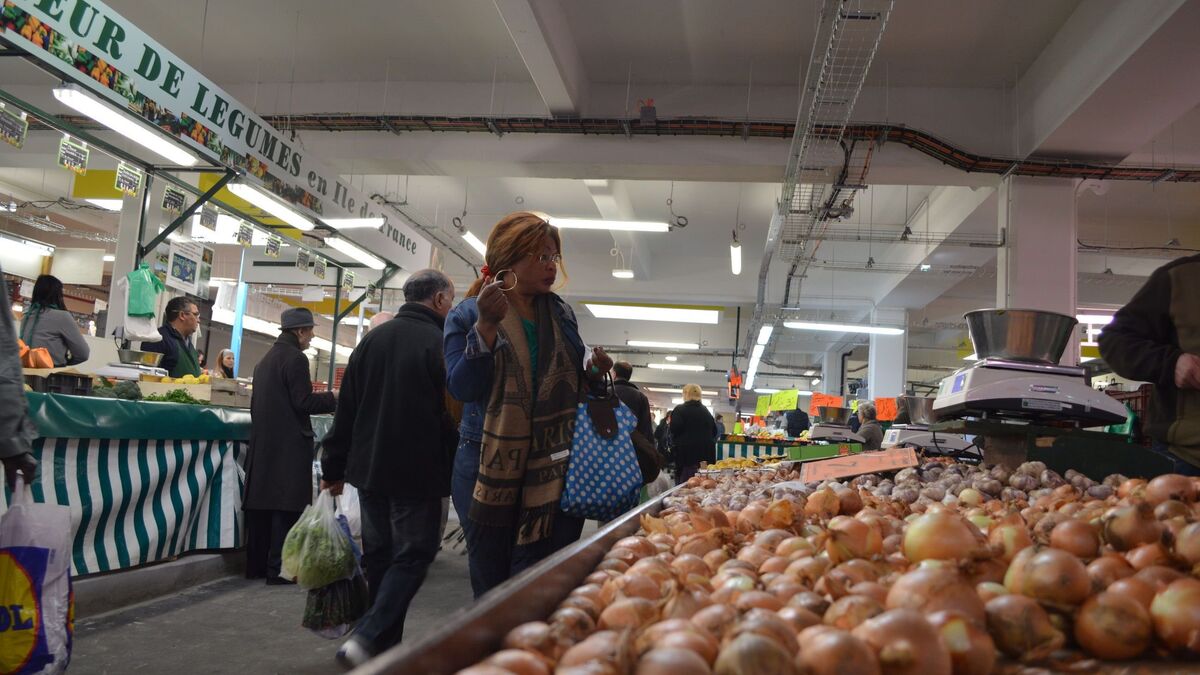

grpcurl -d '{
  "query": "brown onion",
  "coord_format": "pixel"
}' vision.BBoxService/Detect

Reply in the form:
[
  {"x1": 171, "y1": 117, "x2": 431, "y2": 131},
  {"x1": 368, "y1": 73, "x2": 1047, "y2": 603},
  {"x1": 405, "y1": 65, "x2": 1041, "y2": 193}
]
[
  {"x1": 1086, "y1": 554, "x2": 1135, "y2": 591},
  {"x1": 805, "y1": 488, "x2": 841, "y2": 520},
  {"x1": 458, "y1": 665, "x2": 518, "y2": 675},
  {"x1": 777, "y1": 606, "x2": 822, "y2": 633},
  {"x1": 703, "y1": 549, "x2": 730, "y2": 571},
  {"x1": 976, "y1": 581, "x2": 1007, "y2": 604},
  {"x1": 987, "y1": 522, "x2": 1033, "y2": 563},
  {"x1": 903, "y1": 511, "x2": 987, "y2": 562},
  {"x1": 765, "y1": 577, "x2": 806, "y2": 603},
  {"x1": 795, "y1": 629, "x2": 881, "y2": 675},
  {"x1": 776, "y1": 536, "x2": 815, "y2": 558},
  {"x1": 692, "y1": 604, "x2": 738, "y2": 640},
  {"x1": 732, "y1": 611, "x2": 800, "y2": 655},
  {"x1": 1108, "y1": 576, "x2": 1156, "y2": 610},
  {"x1": 847, "y1": 581, "x2": 889, "y2": 607},
  {"x1": 596, "y1": 558, "x2": 631, "y2": 574},
  {"x1": 560, "y1": 594, "x2": 602, "y2": 621},
  {"x1": 713, "y1": 633, "x2": 797, "y2": 675},
  {"x1": 852, "y1": 609, "x2": 951, "y2": 675},
  {"x1": 559, "y1": 630, "x2": 632, "y2": 671},
  {"x1": 1175, "y1": 521, "x2": 1200, "y2": 567},
  {"x1": 984, "y1": 594, "x2": 1065, "y2": 661},
  {"x1": 503, "y1": 621, "x2": 566, "y2": 661},
  {"x1": 615, "y1": 535, "x2": 659, "y2": 560},
  {"x1": 639, "y1": 618, "x2": 699, "y2": 646},
  {"x1": 663, "y1": 584, "x2": 712, "y2": 620},
  {"x1": 1154, "y1": 499, "x2": 1190, "y2": 521},
  {"x1": 1074, "y1": 591, "x2": 1152, "y2": 660},
  {"x1": 927, "y1": 610, "x2": 997, "y2": 675},
  {"x1": 785, "y1": 556, "x2": 829, "y2": 586},
  {"x1": 1126, "y1": 542, "x2": 1172, "y2": 571},
  {"x1": 826, "y1": 516, "x2": 883, "y2": 563},
  {"x1": 1004, "y1": 547, "x2": 1090, "y2": 609},
  {"x1": 886, "y1": 567, "x2": 985, "y2": 625},
  {"x1": 736, "y1": 545, "x2": 773, "y2": 569},
  {"x1": 635, "y1": 647, "x2": 710, "y2": 675},
  {"x1": 1149, "y1": 578, "x2": 1200, "y2": 654},
  {"x1": 1048, "y1": 519, "x2": 1100, "y2": 559},
  {"x1": 486, "y1": 650, "x2": 552, "y2": 675},
  {"x1": 598, "y1": 597, "x2": 659, "y2": 631},
  {"x1": 735, "y1": 590, "x2": 783, "y2": 613},
  {"x1": 824, "y1": 594, "x2": 884, "y2": 631},
  {"x1": 551, "y1": 607, "x2": 597, "y2": 644},
  {"x1": 1146, "y1": 474, "x2": 1197, "y2": 506},
  {"x1": 788, "y1": 590, "x2": 830, "y2": 616},
  {"x1": 1102, "y1": 502, "x2": 1162, "y2": 551},
  {"x1": 755, "y1": 528, "x2": 792, "y2": 551},
  {"x1": 671, "y1": 553, "x2": 713, "y2": 579},
  {"x1": 657, "y1": 630, "x2": 719, "y2": 665}
]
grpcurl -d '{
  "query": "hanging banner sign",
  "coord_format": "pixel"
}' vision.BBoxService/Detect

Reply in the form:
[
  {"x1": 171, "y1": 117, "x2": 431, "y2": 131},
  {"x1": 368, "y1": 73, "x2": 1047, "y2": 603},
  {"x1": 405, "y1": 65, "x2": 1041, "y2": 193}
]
[
  {"x1": 366, "y1": 283, "x2": 379, "y2": 305},
  {"x1": 754, "y1": 395, "x2": 771, "y2": 418},
  {"x1": 342, "y1": 270, "x2": 354, "y2": 295},
  {"x1": 198, "y1": 206, "x2": 217, "y2": 230},
  {"x1": 313, "y1": 256, "x2": 326, "y2": 280},
  {"x1": 235, "y1": 221, "x2": 253, "y2": 248},
  {"x1": 0, "y1": 106, "x2": 28, "y2": 148},
  {"x1": 161, "y1": 185, "x2": 186, "y2": 214},
  {"x1": 166, "y1": 240, "x2": 202, "y2": 294},
  {"x1": 3, "y1": 0, "x2": 432, "y2": 271},
  {"x1": 56, "y1": 136, "x2": 88, "y2": 174},
  {"x1": 295, "y1": 248, "x2": 310, "y2": 272},
  {"x1": 770, "y1": 389, "x2": 800, "y2": 413},
  {"x1": 114, "y1": 161, "x2": 143, "y2": 196},
  {"x1": 265, "y1": 235, "x2": 281, "y2": 259}
]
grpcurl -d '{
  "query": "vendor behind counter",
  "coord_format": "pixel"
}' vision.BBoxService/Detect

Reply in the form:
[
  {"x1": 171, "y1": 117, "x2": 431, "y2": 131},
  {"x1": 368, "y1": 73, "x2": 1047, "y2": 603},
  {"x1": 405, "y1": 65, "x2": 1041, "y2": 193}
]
[{"x1": 141, "y1": 296, "x2": 202, "y2": 379}]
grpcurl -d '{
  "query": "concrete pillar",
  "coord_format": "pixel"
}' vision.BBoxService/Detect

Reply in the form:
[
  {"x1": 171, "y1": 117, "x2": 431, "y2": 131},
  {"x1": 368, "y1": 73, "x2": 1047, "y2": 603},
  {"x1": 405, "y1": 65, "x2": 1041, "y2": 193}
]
[
  {"x1": 822, "y1": 351, "x2": 844, "y2": 398},
  {"x1": 868, "y1": 308, "x2": 908, "y2": 399},
  {"x1": 996, "y1": 176, "x2": 1080, "y2": 364}
]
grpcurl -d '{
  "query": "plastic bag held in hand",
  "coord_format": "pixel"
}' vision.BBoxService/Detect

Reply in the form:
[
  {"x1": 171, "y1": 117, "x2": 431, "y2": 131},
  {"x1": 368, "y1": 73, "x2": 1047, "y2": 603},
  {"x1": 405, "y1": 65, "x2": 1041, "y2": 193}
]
[
  {"x1": 280, "y1": 490, "x2": 356, "y2": 590},
  {"x1": 0, "y1": 477, "x2": 73, "y2": 675}
]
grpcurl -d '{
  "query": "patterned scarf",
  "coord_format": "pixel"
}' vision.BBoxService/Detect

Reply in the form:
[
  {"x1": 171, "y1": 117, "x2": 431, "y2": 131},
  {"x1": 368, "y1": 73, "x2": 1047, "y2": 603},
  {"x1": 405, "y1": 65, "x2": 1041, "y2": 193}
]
[{"x1": 469, "y1": 294, "x2": 582, "y2": 545}]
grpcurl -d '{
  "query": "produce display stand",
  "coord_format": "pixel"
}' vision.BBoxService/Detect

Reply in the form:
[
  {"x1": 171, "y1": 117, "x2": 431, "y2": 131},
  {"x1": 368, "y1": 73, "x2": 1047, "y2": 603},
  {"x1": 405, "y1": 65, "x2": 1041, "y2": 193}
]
[
  {"x1": 354, "y1": 488, "x2": 681, "y2": 675},
  {"x1": 4, "y1": 392, "x2": 251, "y2": 576},
  {"x1": 930, "y1": 419, "x2": 1172, "y2": 480}
]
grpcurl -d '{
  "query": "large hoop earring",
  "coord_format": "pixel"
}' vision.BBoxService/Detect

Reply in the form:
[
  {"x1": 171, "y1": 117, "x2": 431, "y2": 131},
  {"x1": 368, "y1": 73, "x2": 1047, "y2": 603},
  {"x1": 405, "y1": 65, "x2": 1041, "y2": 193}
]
[{"x1": 495, "y1": 269, "x2": 518, "y2": 292}]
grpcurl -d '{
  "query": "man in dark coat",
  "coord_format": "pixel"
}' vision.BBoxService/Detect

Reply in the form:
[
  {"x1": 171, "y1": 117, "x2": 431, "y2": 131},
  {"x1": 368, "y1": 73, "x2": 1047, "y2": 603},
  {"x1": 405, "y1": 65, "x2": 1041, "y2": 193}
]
[
  {"x1": 613, "y1": 362, "x2": 653, "y2": 440},
  {"x1": 320, "y1": 270, "x2": 457, "y2": 667},
  {"x1": 243, "y1": 307, "x2": 337, "y2": 584}
]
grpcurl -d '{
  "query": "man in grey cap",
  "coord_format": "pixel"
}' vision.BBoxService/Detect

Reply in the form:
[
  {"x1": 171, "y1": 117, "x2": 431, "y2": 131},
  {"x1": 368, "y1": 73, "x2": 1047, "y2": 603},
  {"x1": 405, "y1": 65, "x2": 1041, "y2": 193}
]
[{"x1": 243, "y1": 307, "x2": 338, "y2": 584}]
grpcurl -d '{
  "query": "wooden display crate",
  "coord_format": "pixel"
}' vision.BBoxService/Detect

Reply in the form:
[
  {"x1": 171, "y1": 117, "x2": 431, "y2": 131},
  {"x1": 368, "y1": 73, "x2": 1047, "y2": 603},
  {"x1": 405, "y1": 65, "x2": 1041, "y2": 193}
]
[{"x1": 136, "y1": 382, "x2": 211, "y2": 402}]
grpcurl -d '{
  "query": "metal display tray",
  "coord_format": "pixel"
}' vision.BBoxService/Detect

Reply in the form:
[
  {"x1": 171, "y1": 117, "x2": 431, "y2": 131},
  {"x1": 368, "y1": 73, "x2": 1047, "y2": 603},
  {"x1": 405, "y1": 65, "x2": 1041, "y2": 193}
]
[{"x1": 352, "y1": 489, "x2": 679, "y2": 675}]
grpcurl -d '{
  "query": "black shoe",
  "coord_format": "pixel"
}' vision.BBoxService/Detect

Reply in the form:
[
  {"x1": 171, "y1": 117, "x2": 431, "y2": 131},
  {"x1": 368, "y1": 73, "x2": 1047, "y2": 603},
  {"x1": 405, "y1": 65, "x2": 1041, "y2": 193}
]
[{"x1": 266, "y1": 576, "x2": 296, "y2": 586}]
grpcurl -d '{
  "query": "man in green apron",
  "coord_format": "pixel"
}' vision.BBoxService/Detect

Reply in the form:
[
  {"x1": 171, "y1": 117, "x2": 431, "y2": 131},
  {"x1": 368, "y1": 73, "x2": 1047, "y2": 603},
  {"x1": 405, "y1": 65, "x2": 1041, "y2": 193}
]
[{"x1": 142, "y1": 296, "x2": 202, "y2": 379}]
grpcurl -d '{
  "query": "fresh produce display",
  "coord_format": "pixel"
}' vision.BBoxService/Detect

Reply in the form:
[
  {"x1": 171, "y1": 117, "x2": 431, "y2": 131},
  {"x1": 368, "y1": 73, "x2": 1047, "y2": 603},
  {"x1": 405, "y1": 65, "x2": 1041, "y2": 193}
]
[
  {"x1": 454, "y1": 461, "x2": 1200, "y2": 674},
  {"x1": 143, "y1": 388, "x2": 204, "y2": 405},
  {"x1": 709, "y1": 458, "x2": 761, "y2": 470},
  {"x1": 159, "y1": 373, "x2": 210, "y2": 384},
  {"x1": 92, "y1": 378, "x2": 142, "y2": 400}
]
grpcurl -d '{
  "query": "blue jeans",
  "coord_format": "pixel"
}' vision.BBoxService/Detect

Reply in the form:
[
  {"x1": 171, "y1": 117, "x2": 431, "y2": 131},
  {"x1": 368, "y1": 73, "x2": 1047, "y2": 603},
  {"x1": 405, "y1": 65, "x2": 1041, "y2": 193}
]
[
  {"x1": 351, "y1": 491, "x2": 442, "y2": 653},
  {"x1": 451, "y1": 439, "x2": 585, "y2": 599},
  {"x1": 1150, "y1": 441, "x2": 1200, "y2": 477}
]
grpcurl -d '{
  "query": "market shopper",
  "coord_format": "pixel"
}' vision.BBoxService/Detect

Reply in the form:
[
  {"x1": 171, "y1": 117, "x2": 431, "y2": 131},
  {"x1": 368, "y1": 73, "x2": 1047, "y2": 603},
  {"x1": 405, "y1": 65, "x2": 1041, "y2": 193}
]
[
  {"x1": 320, "y1": 270, "x2": 457, "y2": 666},
  {"x1": 613, "y1": 361, "x2": 653, "y2": 440},
  {"x1": 445, "y1": 211, "x2": 613, "y2": 599},
  {"x1": 669, "y1": 384, "x2": 718, "y2": 484},
  {"x1": 785, "y1": 407, "x2": 811, "y2": 437},
  {"x1": 654, "y1": 412, "x2": 674, "y2": 466},
  {"x1": 19, "y1": 274, "x2": 89, "y2": 367},
  {"x1": 1100, "y1": 254, "x2": 1200, "y2": 476},
  {"x1": 1, "y1": 265, "x2": 38, "y2": 490},
  {"x1": 243, "y1": 307, "x2": 338, "y2": 584},
  {"x1": 858, "y1": 402, "x2": 883, "y2": 450},
  {"x1": 211, "y1": 348, "x2": 235, "y2": 379},
  {"x1": 714, "y1": 414, "x2": 727, "y2": 439},
  {"x1": 367, "y1": 311, "x2": 394, "y2": 331},
  {"x1": 142, "y1": 296, "x2": 202, "y2": 378}
]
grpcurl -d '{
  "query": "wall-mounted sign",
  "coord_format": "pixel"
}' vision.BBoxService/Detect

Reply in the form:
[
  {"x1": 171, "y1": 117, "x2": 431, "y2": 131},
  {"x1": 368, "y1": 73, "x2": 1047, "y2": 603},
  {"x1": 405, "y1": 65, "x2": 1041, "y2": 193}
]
[
  {"x1": 265, "y1": 235, "x2": 281, "y2": 258},
  {"x1": 7, "y1": 0, "x2": 432, "y2": 272},
  {"x1": 0, "y1": 106, "x2": 28, "y2": 149},
  {"x1": 114, "y1": 161, "x2": 144, "y2": 196},
  {"x1": 161, "y1": 185, "x2": 186, "y2": 214},
  {"x1": 166, "y1": 240, "x2": 203, "y2": 294},
  {"x1": 57, "y1": 136, "x2": 88, "y2": 175},
  {"x1": 296, "y1": 248, "x2": 310, "y2": 271},
  {"x1": 236, "y1": 222, "x2": 253, "y2": 248},
  {"x1": 313, "y1": 257, "x2": 326, "y2": 280}
]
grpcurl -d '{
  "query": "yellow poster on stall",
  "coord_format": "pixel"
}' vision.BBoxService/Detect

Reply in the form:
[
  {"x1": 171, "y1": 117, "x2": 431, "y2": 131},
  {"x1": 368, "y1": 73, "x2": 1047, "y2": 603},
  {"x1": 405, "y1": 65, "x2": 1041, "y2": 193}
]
[
  {"x1": 771, "y1": 389, "x2": 800, "y2": 412},
  {"x1": 755, "y1": 395, "x2": 771, "y2": 417}
]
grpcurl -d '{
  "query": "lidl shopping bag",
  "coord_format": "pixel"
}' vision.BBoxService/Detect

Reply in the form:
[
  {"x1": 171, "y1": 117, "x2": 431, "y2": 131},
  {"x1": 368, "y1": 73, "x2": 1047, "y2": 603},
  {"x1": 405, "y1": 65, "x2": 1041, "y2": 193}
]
[{"x1": 0, "y1": 480, "x2": 73, "y2": 675}]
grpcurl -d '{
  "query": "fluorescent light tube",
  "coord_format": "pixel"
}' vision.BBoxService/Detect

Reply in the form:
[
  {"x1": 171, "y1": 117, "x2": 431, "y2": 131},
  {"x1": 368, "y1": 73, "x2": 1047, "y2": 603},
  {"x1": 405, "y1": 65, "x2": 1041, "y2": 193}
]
[
  {"x1": 730, "y1": 241, "x2": 742, "y2": 275},
  {"x1": 326, "y1": 236, "x2": 386, "y2": 269},
  {"x1": 324, "y1": 217, "x2": 385, "y2": 230},
  {"x1": 755, "y1": 388, "x2": 780, "y2": 394},
  {"x1": 751, "y1": 344, "x2": 765, "y2": 362},
  {"x1": 461, "y1": 231, "x2": 487, "y2": 256},
  {"x1": 53, "y1": 85, "x2": 197, "y2": 166},
  {"x1": 0, "y1": 234, "x2": 52, "y2": 257},
  {"x1": 757, "y1": 325, "x2": 774, "y2": 346},
  {"x1": 549, "y1": 218, "x2": 669, "y2": 232},
  {"x1": 804, "y1": 370, "x2": 816, "y2": 377},
  {"x1": 796, "y1": 390, "x2": 814, "y2": 396},
  {"x1": 919, "y1": 264, "x2": 931, "y2": 272},
  {"x1": 612, "y1": 268, "x2": 635, "y2": 279},
  {"x1": 664, "y1": 356, "x2": 678, "y2": 362},
  {"x1": 86, "y1": 198, "x2": 123, "y2": 211},
  {"x1": 646, "y1": 387, "x2": 719, "y2": 396},
  {"x1": 648, "y1": 363, "x2": 705, "y2": 372},
  {"x1": 1076, "y1": 314, "x2": 1113, "y2": 325},
  {"x1": 784, "y1": 320, "x2": 905, "y2": 336},
  {"x1": 586, "y1": 303, "x2": 720, "y2": 324},
  {"x1": 102, "y1": 254, "x2": 115, "y2": 262},
  {"x1": 810, "y1": 379, "x2": 820, "y2": 387},
  {"x1": 626, "y1": 340, "x2": 700, "y2": 350},
  {"x1": 228, "y1": 181, "x2": 315, "y2": 231}
]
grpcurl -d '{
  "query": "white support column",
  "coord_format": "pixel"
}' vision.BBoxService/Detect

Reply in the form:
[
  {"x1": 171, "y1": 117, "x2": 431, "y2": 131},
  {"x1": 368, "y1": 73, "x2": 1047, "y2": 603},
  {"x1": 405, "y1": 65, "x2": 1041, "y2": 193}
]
[
  {"x1": 102, "y1": 191, "x2": 148, "y2": 337},
  {"x1": 996, "y1": 176, "x2": 1080, "y2": 363},
  {"x1": 868, "y1": 308, "x2": 908, "y2": 399},
  {"x1": 822, "y1": 351, "x2": 844, "y2": 398}
]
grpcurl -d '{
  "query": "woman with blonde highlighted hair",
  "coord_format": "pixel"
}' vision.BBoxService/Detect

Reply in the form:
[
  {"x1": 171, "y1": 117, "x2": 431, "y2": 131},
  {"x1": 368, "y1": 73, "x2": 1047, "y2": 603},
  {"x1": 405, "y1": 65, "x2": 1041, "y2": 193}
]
[
  {"x1": 669, "y1": 383, "x2": 718, "y2": 484},
  {"x1": 445, "y1": 211, "x2": 613, "y2": 597}
]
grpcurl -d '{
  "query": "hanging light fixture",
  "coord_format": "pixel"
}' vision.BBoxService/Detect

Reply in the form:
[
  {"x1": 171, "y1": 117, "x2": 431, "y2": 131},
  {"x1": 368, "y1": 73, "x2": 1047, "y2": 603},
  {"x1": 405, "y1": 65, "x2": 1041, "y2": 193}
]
[
  {"x1": 228, "y1": 180, "x2": 315, "y2": 231},
  {"x1": 730, "y1": 231, "x2": 742, "y2": 275},
  {"x1": 53, "y1": 84, "x2": 198, "y2": 166}
]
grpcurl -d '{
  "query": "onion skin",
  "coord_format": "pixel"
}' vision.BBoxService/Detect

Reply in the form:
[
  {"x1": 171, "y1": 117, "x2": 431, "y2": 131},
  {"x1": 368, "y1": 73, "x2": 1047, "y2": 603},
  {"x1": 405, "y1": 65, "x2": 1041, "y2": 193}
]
[
  {"x1": 714, "y1": 633, "x2": 798, "y2": 675},
  {"x1": 1107, "y1": 576, "x2": 1157, "y2": 610},
  {"x1": 1102, "y1": 502, "x2": 1163, "y2": 552},
  {"x1": 987, "y1": 522, "x2": 1033, "y2": 563},
  {"x1": 826, "y1": 516, "x2": 883, "y2": 563},
  {"x1": 1086, "y1": 554, "x2": 1135, "y2": 592},
  {"x1": 1074, "y1": 592, "x2": 1152, "y2": 660},
  {"x1": 1048, "y1": 519, "x2": 1100, "y2": 560},
  {"x1": 692, "y1": 604, "x2": 738, "y2": 640},
  {"x1": 503, "y1": 621, "x2": 566, "y2": 661},
  {"x1": 656, "y1": 630, "x2": 719, "y2": 665},
  {"x1": 1145, "y1": 474, "x2": 1197, "y2": 506},
  {"x1": 1176, "y1": 522, "x2": 1200, "y2": 567},
  {"x1": 1149, "y1": 578, "x2": 1200, "y2": 654},
  {"x1": 886, "y1": 567, "x2": 985, "y2": 626},
  {"x1": 777, "y1": 606, "x2": 823, "y2": 633},
  {"x1": 927, "y1": 610, "x2": 997, "y2": 675},
  {"x1": 903, "y1": 511, "x2": 987, "y2": 563},
  {"x1": 1004, "y1": 547, "x2": 1090, "y2": 609},
  {"x1": 598, "y1": 597, "x2": 660, "y2": 631},
  {"x1": 795, "y1": 630, "x2": 881, "y2": 675},
  {"x1": 1125, "y1": 542, "x2": 1172, "y2": 571},
  {"x1": 984, "y1": 594, "x2": 1064, "y2": 662},
  {"x1": 634, "y1": 647, "x2": 710, "y2": 675},
  {"x1": 824, "y1": 594, "x2": 884, "y2": 631},
  {"x1": 852, "y1": 609, "x2": 952, "y2": 675}
]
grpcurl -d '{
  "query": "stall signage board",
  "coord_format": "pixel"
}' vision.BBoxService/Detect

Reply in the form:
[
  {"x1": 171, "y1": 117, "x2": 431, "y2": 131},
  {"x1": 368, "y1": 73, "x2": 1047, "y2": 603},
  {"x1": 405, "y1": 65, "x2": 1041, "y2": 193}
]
[
  {"x1": 161, "y1": 185, "x2": 186, "y2": 215},
  {"x1": 114, "y1": 161, "x2": 143, "y2": 196},
  {"x1": 166, "y1": 240, "x2": 203, "y2": 294},
  {"x1": 198, "y1": 206, "x2": 218, "y2": 230},
  {"x1": 57, "y1": 136, "x2": 88, "y2": 175},
  {"x1": 313, "y1": 257, "x2": 326, "y2": 280},
  {"x1": 754, "y1": 395, "x2": 771, "y2": 418},
  {"x1": 235, "y1": 222, "x2": 252, "y2": 247},
  {"x1": 265, "y1": 235, "x2": 281, "y2": 258},
  {"x1": 0, "y1": 107, "x2": 28, "y2": 148},
  {"x1": 770, "y1": 389, "x2": 800, "y2": 413},
  {"x1": 5, "y1": 0, "x2": 432, "y2": 272},
  {"x1": 295, "y1": 248, "x2": 310, "y2": 272},
  {"x1": 342, "y1": 270, "x2": 354, "y2": 295},
  {"x1": 799, "y1": 447, "x2": 919, "y2": 484}
]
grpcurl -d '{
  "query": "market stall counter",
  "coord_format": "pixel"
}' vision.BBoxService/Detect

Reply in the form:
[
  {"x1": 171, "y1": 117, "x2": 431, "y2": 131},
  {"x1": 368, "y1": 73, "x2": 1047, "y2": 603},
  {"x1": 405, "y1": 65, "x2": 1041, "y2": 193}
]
[{"x1": 6, "y1": 392, "x2": 251, "y2": 576}]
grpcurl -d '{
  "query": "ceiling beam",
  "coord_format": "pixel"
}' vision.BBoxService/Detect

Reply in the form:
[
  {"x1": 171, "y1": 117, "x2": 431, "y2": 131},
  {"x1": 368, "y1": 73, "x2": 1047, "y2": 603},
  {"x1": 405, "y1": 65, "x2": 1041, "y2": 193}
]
[{"x1": 493, "y1": 0, "x2": 587, "y2": 115}]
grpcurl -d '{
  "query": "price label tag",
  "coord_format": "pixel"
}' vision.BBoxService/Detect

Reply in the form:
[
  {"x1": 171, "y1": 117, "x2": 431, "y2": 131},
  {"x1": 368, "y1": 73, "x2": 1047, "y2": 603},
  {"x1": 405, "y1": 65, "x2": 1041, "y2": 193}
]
[
  {"x1": 236, "y1": 222, "x2": 253, "y2": 247},
  {"x1": 799, "y1": 447, "x2": 919, "y2": 484},
  {"x1": 114, "y1": 162, "x2": 144, "y2": 196},
  {"x1": 366, "y1": 283, "x2": 379, "y2": 304},
  {"x1": 265, "y1": 235, "x2": 282, "y2": 258},
  {"x1": 313, "y1": 256, "x2": 326, "y2": 280},
  {"x1": 0, "y1": 107, "x2": 29, "y2": 149},
  {"x1": 57, "y1": 136, "x2": 89, "y2": 175},
  {"x1": 342, "y1": 270, "x2": 354, "y2": 295},
  {"x1": 296, "y1": 248, "x2": 310, "y2": 271},
  {"x1": 199, "y1": 206, "x2": 218, "y2": 230},
  {"x1": 161, "y1": 186, "x2": 186, "y2": 215}
]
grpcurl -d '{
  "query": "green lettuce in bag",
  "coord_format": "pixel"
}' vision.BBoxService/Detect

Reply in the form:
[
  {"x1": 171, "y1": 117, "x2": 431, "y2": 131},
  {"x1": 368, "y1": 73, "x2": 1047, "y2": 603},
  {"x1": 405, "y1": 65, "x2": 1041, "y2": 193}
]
[{"x1": 280, "y1": 490, "x2": 355, "y2": 590}]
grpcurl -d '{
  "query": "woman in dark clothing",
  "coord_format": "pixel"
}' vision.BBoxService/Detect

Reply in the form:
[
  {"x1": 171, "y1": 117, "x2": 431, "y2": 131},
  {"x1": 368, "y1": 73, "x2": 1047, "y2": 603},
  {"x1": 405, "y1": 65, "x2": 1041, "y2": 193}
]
[
  {"x1": 669, "y1": 384, "x2": 717, "y2": 485},
  {"x1": 20, "y1": 274, "x2": 89, "y2": 367}
]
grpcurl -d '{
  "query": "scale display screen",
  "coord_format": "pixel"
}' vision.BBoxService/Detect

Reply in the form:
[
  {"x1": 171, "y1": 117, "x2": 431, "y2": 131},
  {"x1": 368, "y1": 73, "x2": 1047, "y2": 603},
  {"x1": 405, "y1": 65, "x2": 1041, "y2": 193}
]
[{"x1": 951, "y1": 373, "x2": 967, "y2": 394}]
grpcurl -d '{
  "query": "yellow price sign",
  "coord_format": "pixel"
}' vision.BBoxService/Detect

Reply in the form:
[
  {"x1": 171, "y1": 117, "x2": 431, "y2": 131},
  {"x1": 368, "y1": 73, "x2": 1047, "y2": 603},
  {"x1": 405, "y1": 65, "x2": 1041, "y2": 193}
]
[
  {"x1": 755, "y1": 395, "x2": 771, "y2": 417},
  {"x1": 771, "y1": 389, "x2": 800, "y2": 412}
]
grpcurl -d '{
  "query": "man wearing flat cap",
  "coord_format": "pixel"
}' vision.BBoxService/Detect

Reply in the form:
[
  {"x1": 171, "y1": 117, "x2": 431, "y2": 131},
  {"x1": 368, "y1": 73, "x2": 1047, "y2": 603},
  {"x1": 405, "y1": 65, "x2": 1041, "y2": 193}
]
[{"x1": 243, "y1": 307, "x2": 338, "y2": 584}]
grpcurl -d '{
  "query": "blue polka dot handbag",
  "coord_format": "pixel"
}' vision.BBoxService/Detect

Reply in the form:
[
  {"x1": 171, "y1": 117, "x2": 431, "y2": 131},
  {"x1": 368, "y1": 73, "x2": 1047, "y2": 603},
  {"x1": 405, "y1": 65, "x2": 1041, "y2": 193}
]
[{"x1": 560, "y1": 381, "x2": 643, "y2": 521}]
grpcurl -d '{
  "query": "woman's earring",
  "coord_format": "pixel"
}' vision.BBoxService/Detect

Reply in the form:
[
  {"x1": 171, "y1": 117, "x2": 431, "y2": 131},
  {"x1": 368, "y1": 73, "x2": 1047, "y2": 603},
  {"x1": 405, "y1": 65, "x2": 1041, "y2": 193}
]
[{"x1": 495, "y1": 269, "x2": 518, "y2": 292}]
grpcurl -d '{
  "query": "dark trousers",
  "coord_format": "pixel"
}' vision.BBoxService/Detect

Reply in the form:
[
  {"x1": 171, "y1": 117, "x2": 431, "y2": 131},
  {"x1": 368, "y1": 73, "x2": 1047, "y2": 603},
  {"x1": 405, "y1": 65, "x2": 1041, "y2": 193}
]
[
  {"x1": 675, "y1": 462, "x2": 701, "y2": 485},
  {"x1": 244, "y1": 509, "x2": 301, "y2": 579},
  {"x1": 451, "y1": 439, "x2": 586, "y2": 599},
  {"x1": 1151, "y1": 440, "x2": 1200, "y2": 477},
  {"x1": 351, "y1": 491, "x2": 442, "y2": 653}
]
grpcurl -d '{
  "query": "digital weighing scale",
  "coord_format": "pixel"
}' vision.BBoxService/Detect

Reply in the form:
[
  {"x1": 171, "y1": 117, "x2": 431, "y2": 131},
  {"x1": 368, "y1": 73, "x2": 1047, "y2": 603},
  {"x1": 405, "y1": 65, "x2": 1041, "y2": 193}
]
[
  {"x1": 93, "y1": 362, "x2": 168, "y2": 381},
  {"x1": 881, "y1": 395, "x2": 974, "y2": 456},
  {"x1": 808, "y1": 406, "x2": 866, "y2": 444}
]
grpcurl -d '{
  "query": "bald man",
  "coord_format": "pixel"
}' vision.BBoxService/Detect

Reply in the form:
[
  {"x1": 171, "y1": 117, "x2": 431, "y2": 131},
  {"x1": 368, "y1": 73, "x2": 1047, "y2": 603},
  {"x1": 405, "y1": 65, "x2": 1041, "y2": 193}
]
[{"x1": 367, "y1": 311, "x2": 394, "y2": 331}]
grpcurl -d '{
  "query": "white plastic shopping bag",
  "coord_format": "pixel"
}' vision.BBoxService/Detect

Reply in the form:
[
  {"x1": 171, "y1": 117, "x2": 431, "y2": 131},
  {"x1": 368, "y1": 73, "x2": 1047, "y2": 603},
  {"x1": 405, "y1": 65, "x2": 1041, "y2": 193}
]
[
  {"x1": 335, "y1": 484, "x2": 362, "y2": 551},
  {"x1": 0, "y1": 479, "x2": 73, "y2": 675},
  {"x1": 279, "y1": 490, "x2": 356, "y2": 590}
]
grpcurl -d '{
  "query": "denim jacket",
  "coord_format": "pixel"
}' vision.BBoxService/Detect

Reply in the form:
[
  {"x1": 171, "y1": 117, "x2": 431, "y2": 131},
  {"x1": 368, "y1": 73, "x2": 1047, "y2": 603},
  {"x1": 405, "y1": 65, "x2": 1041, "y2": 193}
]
[{"x1": 445, "y1": 295, "x2": 588, "y2": 442}]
